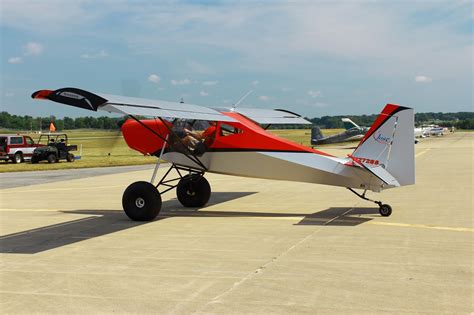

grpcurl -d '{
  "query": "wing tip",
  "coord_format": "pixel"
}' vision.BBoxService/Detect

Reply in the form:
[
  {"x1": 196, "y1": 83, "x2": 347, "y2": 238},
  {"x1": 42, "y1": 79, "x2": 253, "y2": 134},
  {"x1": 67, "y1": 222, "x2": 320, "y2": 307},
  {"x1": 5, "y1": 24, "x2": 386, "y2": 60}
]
[{"x1": 31, "y1": 89, "x2": 54, "y2": 100}]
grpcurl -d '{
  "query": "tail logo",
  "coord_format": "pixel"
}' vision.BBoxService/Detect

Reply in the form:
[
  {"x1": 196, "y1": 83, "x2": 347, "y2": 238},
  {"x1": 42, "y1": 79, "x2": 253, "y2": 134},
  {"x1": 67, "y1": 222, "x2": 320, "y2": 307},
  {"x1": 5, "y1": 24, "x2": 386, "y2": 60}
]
[{"x1": 373, "y1": 133, "x2": 391, "y2": 145}]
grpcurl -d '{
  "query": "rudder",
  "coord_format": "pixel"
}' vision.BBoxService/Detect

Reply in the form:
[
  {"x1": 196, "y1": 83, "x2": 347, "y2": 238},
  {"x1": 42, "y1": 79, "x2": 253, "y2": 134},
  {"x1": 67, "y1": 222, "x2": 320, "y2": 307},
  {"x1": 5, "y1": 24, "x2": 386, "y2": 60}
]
[{"x1": 352, "y1": 104, "x2": 415, "y2": 186}]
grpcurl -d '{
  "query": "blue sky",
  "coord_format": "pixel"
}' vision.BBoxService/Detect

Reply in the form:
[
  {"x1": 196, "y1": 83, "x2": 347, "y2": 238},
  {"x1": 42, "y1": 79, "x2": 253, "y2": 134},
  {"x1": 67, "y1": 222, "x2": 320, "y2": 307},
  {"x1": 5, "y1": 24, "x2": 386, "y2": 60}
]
[{"x1": 1, "y1": 0, "x2": 472, "y2": 118}]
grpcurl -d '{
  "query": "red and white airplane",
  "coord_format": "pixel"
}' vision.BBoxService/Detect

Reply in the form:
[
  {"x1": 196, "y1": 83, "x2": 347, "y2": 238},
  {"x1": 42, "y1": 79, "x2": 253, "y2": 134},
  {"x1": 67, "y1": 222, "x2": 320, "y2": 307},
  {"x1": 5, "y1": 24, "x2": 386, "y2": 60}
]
[{"x1": 32, "y1": 88, "x2": 415, "y2": 221}]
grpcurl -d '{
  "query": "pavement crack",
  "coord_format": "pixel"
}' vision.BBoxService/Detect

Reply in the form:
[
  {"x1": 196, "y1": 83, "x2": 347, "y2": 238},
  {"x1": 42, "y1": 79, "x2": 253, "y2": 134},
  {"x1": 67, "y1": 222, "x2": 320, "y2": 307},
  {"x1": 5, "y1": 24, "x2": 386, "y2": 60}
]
[{"x1": 198, "y1": 209, "x2": 354, "y2": 312}]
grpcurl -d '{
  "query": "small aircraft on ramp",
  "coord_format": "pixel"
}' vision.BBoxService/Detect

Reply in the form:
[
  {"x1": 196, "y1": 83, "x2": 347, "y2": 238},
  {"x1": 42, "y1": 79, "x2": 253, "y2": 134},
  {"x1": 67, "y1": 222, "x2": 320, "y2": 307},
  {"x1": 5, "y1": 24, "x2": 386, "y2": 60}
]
[
  {"x1": 32, "y1": 88, "x2": 415, "y2": 221},
  {"x1": 311, "y1": 118, "x2": 369, "y2": 145}
]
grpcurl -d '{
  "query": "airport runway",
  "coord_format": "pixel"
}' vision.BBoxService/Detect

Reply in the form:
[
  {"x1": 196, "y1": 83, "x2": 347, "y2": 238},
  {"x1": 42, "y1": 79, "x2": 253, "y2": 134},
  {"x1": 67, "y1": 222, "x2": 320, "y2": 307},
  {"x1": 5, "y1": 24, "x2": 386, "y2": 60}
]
[{"x1": 0, "y1": 132, "x2": 472, "y2": 313}]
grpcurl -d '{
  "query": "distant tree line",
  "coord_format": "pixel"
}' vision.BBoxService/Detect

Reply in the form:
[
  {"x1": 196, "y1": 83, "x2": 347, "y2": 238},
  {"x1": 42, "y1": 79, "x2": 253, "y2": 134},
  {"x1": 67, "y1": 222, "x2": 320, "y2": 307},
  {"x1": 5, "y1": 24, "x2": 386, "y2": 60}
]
[
  {"x1": 0, "y1": 111, "x2": 473, "y2": 131},
  {"x1": 0, "y1": 112, "x2": 122, "y2": 131}
]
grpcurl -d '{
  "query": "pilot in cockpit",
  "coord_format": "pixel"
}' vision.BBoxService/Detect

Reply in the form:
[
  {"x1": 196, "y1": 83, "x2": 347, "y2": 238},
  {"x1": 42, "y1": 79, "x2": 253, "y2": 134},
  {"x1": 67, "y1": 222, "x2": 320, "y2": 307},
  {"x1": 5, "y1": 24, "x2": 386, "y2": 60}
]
[{"x1": 182, "y1": 121, "x2": 217, "y2": 152}]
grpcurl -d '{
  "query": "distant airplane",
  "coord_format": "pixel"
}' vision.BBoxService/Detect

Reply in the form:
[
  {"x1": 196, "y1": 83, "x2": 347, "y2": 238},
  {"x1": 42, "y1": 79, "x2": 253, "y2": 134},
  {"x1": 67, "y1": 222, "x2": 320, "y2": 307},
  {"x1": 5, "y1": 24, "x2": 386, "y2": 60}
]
[
  {"x1": 311, "y1": 118, "x2": 369, "y2": 145},
  {"x1": 414, "y1": 125, "x2": 446, "y2": 138},
  {"x1": 414, "y1": 127, "x2": 428, "y2": 138}
]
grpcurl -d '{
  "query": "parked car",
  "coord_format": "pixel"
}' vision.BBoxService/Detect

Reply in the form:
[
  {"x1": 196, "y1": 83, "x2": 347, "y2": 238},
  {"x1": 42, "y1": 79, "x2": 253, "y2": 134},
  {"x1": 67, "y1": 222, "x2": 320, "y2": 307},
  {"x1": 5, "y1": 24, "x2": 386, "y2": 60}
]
[
  {"x1": 0, "y1": 134, "x2": 42, "y2": 163},
  {"x1": 31, "y1": 133, "x2": 77, "y2": 163}
]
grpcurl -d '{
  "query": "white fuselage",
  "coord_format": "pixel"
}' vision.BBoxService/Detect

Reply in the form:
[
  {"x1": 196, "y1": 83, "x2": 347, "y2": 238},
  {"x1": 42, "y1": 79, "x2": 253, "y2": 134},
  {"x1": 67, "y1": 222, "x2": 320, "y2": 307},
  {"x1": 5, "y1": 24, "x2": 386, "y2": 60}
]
[{"x1": 163, "y1": 151, "x2": 386, "y2": 192}]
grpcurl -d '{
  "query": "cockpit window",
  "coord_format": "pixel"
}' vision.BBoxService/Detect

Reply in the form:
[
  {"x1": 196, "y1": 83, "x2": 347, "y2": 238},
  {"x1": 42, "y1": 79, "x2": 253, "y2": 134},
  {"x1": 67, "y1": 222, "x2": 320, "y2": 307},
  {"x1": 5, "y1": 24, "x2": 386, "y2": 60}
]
[
  {"x1": 170, "y1": 119, "x2": 217, "y2": 156},
  {"x1": 220, "y1": 123, "x2": 243, "y2": 137}
]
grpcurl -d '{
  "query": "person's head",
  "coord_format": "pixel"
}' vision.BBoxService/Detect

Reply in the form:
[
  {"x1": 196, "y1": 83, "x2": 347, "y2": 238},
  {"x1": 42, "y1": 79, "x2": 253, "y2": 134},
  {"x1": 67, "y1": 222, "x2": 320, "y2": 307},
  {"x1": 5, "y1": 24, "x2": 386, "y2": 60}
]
[{"x1": 60, "y1": 139, "x2": 65, "y2": 142}]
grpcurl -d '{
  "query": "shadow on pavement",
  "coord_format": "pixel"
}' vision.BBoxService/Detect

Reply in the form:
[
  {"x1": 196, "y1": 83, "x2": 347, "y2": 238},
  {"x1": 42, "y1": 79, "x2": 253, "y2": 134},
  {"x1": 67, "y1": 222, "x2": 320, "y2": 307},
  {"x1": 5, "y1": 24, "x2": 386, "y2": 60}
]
[
  {"x1": 0, "y1": 192, "x2": 255, "y2": 254},
  {"x1": 295, "y1": 207, "x2": 379, "y2": 226},
  {"x1": 0, "y1": 193, "x2": 378, "y2": 254}
]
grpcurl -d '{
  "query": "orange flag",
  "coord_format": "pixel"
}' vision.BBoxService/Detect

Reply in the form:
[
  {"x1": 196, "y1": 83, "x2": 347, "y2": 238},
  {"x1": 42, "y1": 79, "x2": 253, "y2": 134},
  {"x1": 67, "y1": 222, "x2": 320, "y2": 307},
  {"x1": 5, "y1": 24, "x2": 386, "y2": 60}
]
[{"x1": 49, "y1": 122, "x2": 56, "y2": 132}]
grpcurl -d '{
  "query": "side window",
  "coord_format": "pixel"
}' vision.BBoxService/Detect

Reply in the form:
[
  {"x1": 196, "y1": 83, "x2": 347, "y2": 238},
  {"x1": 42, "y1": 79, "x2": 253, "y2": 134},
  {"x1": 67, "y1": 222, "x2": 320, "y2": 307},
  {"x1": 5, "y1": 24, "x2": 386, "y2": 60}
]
[
  {"x1": 25, "y1": 137, "x2": 34, "y2": 145},
  {"x1": 219, "y1": 123, "x2": 243, "y2": 137},
  {"x1": 10, "y1": 137, "x2": 23, "y2": 145}
]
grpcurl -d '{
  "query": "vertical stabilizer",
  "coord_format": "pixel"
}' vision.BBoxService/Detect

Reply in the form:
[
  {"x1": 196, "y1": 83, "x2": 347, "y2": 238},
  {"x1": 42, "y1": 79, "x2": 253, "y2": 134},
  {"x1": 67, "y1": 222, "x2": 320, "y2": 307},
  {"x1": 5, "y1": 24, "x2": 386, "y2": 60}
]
[{"x1": 352, "y1": 104, "x2": 415, "y2": 186}]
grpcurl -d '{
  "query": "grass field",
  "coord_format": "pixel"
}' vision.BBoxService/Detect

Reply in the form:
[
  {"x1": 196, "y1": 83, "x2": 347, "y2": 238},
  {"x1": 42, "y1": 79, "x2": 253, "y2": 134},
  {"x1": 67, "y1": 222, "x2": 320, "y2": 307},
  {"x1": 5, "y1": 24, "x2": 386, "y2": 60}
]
[{"x1": 0, "y1": 128, "x2": 345, "y2": 173}]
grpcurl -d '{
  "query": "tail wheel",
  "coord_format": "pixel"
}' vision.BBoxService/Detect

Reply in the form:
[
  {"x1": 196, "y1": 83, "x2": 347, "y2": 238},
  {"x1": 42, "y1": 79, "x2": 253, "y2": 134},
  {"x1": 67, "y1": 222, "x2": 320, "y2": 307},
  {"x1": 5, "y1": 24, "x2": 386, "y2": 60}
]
[
  {"x1": 13, "y1": 153, "x2": 23, "y2": 164},
  {"x1": 47, "y1": 154, "x2": 57, "y2": 163},
  {"x1": 66, "y1": 153, "x2": 75, "y2": 162},
  {"x1": 122, "y1": 181, "x2": 162, "y2": 221},
  {"x1": 176, "y1": 174, "x2": 211, "y2": 207},
  {"x1": 379, "y1": 204, "x2": 392, "y2": 217}
]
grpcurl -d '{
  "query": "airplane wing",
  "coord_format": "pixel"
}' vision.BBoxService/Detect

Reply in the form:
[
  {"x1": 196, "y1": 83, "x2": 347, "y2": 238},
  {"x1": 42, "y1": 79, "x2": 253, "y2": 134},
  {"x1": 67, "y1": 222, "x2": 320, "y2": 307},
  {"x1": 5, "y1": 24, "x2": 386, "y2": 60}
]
[
  {"x1": 32, "y1": 87, "x2": 237, "y2": 122},
  {"x1": 342, "y1": 118, "x2": 360, "y2": 130},
  {"x1": 230, "y1": 107, "x2": 311, "y2": 125}
]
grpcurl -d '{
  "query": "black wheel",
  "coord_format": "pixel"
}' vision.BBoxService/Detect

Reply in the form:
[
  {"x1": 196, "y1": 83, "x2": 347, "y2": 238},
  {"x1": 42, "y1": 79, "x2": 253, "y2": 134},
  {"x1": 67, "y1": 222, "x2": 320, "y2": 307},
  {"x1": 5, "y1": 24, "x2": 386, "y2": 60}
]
[
  {"x1": 122, "y1": 181, "x2": 162, "y2": 221},
  {"x1": 176, "y1": 174, "x2": 211, "y2": 207},
  {"x1": 31, "y1": 156, "x2": 39, "y2": 164},
  {"x1": 379, "y1": 204, "x2": 392, "y2": 217},
  {"x1": 13, "y1": 153, "x2": 23, "y2": 164},
  {"x1": 66, "y1": 153, "x2": 75, "y2": 162},
  {"x1": 47, "y1": 154, "x2": 57, "y2": 163}
]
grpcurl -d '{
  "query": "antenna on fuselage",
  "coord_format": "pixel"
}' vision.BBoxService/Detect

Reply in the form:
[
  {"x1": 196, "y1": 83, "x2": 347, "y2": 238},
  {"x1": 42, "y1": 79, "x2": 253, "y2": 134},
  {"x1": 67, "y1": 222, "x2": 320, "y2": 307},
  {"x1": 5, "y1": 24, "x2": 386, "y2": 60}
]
[{"x1": 231, "y1": 90, "x2": 253, "y2": 111}]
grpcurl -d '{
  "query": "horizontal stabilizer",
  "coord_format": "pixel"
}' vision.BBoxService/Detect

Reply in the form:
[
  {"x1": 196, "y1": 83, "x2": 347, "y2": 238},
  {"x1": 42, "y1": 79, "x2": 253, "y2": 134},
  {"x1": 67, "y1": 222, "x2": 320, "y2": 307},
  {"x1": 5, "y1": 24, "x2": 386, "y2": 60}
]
[{"x1": 362, "y1": 164, "x2": 400, "y2": 187}]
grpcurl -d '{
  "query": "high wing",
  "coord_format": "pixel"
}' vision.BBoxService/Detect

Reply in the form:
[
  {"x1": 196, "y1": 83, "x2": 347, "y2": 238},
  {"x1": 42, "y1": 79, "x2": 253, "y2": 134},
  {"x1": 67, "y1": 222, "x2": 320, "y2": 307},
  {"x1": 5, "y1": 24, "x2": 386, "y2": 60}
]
[
  {"x1": 32, "y1": 87, "x2": 236, "y2": 122},
  {"x1": 230, "y1": 107, "x2": 311, "y2": 125}
]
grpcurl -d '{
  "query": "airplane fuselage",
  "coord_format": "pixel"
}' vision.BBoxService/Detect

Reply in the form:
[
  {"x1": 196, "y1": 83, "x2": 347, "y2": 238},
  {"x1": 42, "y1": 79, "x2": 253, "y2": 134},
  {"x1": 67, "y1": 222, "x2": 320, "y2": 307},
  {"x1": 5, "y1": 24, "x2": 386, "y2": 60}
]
[{"x1": 121, "y1": 113, "x2": 385, "y2": 192}]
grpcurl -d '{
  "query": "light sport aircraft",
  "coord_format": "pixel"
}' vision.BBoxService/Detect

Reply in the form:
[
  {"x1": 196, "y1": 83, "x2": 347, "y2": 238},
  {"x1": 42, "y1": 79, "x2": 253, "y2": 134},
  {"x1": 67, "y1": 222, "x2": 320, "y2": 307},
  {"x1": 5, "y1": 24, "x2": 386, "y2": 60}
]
[
  {"x1": 32, "y1": 88, "x2": 415, "y2": 221},
  {"x1": 311, "y1": 118, "x2": 369, "y2": 145}
]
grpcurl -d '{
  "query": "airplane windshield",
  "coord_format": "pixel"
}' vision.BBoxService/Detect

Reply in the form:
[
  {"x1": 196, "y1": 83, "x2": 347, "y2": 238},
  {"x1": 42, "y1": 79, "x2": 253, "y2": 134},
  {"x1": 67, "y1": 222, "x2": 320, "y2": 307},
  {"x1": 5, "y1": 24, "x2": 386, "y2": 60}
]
[{"x1": 169, "y1": 119, "x2": 217, "y2": 156}]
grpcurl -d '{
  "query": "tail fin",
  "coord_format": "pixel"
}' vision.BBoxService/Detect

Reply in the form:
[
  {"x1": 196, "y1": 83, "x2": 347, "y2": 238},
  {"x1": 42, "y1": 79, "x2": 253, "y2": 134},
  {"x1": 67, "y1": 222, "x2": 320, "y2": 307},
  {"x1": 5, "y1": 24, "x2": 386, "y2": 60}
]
[
  {"x1": 352, "y1": 104, "x2": 415, "y2": 186},
  {"x1": 311, "y1": 126, "x2": 324, "y2": 141}
]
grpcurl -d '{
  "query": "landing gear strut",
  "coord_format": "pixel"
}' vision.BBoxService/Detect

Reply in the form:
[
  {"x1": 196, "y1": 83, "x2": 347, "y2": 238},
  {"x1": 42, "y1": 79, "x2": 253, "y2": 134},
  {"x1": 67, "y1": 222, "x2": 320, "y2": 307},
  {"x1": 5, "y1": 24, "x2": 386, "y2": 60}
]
[
  {"x1": 122, "y1": 164, "x2": 211, "y2": 221},
  {"x1": 347, "y1": 188, "x2": 392, "y2": 217},
  {"x1": 121, "y1": 115, "x2": 211, "y2": 221}
]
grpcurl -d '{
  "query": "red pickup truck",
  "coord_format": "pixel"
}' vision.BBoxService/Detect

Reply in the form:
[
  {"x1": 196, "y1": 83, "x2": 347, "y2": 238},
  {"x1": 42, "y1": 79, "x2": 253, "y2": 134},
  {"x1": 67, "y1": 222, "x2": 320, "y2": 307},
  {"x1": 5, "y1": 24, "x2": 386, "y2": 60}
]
[{"x1": 0, "y1": 134, "x2": 43, "y2": 163}]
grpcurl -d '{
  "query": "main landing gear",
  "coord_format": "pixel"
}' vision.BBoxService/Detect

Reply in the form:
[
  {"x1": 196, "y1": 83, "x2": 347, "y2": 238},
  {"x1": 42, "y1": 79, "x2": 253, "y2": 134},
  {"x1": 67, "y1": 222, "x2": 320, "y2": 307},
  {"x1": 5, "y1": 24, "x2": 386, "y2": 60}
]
[
  {"x1": 122, "y1": 164, "x2": 211, "y2": 221},
  {"x1": 347, "y1": 188, "x2": 392, "y2": 217}
]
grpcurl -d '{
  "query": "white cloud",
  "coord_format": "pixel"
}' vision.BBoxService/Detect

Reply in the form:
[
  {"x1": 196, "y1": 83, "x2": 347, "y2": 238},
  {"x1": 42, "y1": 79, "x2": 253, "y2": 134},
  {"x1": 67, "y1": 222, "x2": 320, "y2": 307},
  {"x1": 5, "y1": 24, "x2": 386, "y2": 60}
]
[
  {"x1": 8, "y1": 57, "x2": 22, "y2": 64},
  {"x1": 80, "y1": 50, "x2": 108, "y2": 59},
  {"x1": 199, "y1": 91, "x2": 209, "y2": 96},
  {"x1": 308, "y1": 90, "x2": 322, "y2": 98},
  {"x1": 414, "y1": 75, "x2": 433, "y2": 83},
  {"x1": 258, "y1": 95, "x2": 270, "y2": 101},
  {"x1": 171, "y1": 78, "x2": 191, "y2": 85},
  {"x1": 202, "y1": 80, "x2": 219, "y2": 86},
  {"x1": 187, "y1": 60, "x2": 214, "y2": 75},
  {"x1": 252, "y1": 80, "x2": 260, "y2": 86},
  {"x1": 148, "y1": 74, "x2": 161, "y2": 83},
  {"x1": 23, "y1": 42, "x2": 43, "y2": 55}
]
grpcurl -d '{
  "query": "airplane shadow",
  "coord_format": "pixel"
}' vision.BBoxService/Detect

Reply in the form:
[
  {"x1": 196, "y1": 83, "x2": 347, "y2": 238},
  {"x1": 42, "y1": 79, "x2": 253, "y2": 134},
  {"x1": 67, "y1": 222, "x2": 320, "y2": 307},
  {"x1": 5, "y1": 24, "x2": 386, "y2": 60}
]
[
  {"x1": 0, "y1": 193, "x2": 379, "y2": 254},
  {"x1": 294, "y1": 207, "x2": 379, "y2": 226}
]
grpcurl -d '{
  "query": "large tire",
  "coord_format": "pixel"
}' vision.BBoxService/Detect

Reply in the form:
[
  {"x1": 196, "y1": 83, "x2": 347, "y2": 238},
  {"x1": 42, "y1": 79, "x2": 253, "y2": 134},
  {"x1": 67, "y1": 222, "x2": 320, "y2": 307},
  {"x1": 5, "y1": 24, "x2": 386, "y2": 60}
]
[
  {"x1": 122, "y1": 181, "x2": 162, "y2": 221},
  {"x1": 47, "y1": 154, "x2": 57, "y2": 163},
  {"x1": 176, "y1": 175, "x2": 211, "y2": 207},
  {"x1": 66, "y1": 153, "x2": 75, "y2": 162},
  {"x1": 13, "y1": 153, "x2": 23, "y2": 164}
]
